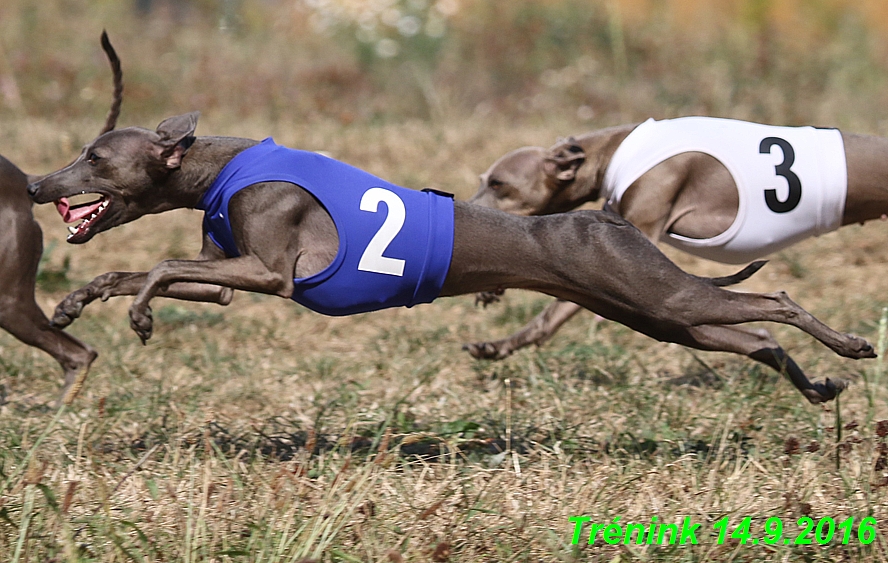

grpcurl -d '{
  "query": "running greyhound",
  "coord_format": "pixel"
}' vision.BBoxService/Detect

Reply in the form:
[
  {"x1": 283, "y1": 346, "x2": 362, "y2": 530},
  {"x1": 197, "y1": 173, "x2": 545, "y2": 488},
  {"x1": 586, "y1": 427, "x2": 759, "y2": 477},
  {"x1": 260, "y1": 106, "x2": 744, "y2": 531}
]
[
  {"x1": 26, "y1": 113, "x2": 875, "y2": 404},
  {"x1": 0, "y1": 32, "x2": 121, "y2": 404},
  {"x1": 466, "y1": 117, "x2": 888, "y2": 364}
]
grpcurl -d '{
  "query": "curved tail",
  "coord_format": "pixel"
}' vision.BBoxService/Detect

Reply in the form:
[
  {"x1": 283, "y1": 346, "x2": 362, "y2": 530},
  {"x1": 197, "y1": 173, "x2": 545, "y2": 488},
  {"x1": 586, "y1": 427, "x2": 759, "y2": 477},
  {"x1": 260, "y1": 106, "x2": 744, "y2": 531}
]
[
  {"x1": 98, "y1": 30, "x2": 123, "y2": 135},
  {"x1": 706, "y1": 260, "x2": 768, "y2": 287}
]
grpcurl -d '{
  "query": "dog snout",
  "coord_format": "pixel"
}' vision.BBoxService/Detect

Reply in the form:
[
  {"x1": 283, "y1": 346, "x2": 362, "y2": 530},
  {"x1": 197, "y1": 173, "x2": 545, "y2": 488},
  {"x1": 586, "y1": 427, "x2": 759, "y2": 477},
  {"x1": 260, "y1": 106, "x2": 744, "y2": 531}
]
[{"x1": 27, "y1": 181, "x2": 40, "y2": 199}]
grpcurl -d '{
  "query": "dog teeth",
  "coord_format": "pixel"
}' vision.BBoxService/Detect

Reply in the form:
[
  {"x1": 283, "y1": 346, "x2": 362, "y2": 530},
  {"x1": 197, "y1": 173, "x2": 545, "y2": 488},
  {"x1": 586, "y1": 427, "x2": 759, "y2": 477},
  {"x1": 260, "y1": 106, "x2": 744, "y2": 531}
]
[{"x1": 66, "y1": 199, "x2": 108, "y2": 240}]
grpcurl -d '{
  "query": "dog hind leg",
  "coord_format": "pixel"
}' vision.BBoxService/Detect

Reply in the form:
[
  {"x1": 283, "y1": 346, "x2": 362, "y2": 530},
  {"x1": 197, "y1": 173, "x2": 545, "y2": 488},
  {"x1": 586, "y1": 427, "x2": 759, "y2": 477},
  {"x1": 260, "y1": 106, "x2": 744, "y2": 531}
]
[
  {"x1": 684, "y1": 324, "x2": 845, "y2": 403},
  {"x1": 671, "y1": 290, "x2": 874, "y2": 360}
]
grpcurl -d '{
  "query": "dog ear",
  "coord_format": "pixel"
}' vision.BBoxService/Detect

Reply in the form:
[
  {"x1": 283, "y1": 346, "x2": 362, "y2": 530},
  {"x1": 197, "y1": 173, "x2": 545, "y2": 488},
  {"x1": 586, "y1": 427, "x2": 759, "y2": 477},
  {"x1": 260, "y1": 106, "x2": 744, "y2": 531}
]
[
  {"x1": 542, "y1": 138, "x2": 585, "y2": 183},
  {"x1": 155, "y1": 111, "x2": 199, "y2": 169}
]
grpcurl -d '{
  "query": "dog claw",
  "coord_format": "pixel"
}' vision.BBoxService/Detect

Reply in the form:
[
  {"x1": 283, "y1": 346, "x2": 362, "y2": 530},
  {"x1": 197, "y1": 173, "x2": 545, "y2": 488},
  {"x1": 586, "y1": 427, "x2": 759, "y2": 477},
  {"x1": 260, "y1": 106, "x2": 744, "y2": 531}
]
[
  {"x1": 802, "y1": 378, "x2": 848, "y2": 404},
  {"x1": 132, "y1": 327, "x2": 152, "y2": 344}
]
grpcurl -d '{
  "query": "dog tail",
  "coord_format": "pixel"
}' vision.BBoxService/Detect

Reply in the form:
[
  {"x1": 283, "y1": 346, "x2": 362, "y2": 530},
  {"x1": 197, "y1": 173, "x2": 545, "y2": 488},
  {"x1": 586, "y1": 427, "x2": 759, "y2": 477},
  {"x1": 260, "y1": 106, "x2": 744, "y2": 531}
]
[
  {"x1": 98, "y1": 30, "x2": 123, "y2": 135},
  {"x1": 706, "y1": 260, "x2": 768, "y2": 287}
]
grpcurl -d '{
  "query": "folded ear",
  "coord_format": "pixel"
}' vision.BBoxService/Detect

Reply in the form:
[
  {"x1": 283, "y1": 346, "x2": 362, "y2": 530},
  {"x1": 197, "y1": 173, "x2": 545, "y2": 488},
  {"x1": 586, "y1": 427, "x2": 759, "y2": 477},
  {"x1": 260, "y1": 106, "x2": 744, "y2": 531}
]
[
  {"x1": 155, "y1": 111, "x2": 199, "y2": 169},
  {"x1": 542, "y1": 137, "x2": 586, "y2": 183}
]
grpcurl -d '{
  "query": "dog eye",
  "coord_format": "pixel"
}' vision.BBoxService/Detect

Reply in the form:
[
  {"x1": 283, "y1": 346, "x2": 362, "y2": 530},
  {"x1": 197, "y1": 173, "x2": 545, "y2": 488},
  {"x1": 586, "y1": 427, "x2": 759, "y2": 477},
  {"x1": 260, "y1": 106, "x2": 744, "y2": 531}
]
[
  {"x1": 488, "y1": 178, "x2": 504, "y2": 189},
  {"x1": 86, "y1": 152, "x2": 101, "y2": 165}
]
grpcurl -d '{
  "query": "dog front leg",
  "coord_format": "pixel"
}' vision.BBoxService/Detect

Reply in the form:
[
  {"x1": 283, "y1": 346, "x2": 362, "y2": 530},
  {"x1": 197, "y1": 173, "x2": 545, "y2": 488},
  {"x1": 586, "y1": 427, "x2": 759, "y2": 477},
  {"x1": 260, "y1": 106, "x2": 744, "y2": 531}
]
[
  {"x1": 55, "y1": 231, "x2": 235, "y2": 327},
  {"x1": 54, "y1": 271, "x2": 233, "y2": 328},
  {"x1": 128, "y1": 256, "x2": 290, "y2": 343}
]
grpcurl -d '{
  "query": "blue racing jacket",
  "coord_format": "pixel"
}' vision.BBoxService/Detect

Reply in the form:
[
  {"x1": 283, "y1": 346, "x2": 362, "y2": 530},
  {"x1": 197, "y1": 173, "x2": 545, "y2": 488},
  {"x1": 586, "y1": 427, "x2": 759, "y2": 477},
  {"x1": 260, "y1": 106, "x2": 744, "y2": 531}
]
[{"x1": 197, "y1": 138, "x2": 455, "y2": 316}]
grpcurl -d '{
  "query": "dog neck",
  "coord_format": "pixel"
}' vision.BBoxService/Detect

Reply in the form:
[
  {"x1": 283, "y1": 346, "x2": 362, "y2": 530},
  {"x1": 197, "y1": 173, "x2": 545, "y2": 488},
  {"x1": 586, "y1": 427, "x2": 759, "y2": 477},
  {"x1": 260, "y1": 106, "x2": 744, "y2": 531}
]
[
  {"x1": 169, "y1": 136, "x2": 259, "y2": 209},
  {"x1": 547, "y1": 124, "x2": 637, "y2": 211}
]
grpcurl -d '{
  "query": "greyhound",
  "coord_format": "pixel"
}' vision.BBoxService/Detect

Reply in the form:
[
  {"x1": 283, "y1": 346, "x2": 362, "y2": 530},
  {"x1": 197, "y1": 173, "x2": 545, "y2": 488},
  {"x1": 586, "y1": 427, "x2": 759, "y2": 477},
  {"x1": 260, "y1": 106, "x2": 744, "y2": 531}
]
[
  {"x1": 26, "y1": 113, "x2": 876, "y2": 404},
  {"x1": 465, "y1": 117, "x2": 888, "y2": 367},
  {"x1": 0, "y1": 32, "x2": 121, "y2": 404}
]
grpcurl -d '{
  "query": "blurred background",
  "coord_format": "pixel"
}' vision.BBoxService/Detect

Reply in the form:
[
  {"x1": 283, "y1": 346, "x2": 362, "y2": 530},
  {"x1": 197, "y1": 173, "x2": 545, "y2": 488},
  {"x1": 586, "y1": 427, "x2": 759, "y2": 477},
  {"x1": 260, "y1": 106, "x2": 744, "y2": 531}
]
[
  {"x1": 3, "y1": 0, "x2": 888, "y2": 284},
  {"x1": 5, "y1": 0, "x2": 888, "y2": 288},
  {"x1": 3, "y1": 0, "x2": 888, "y2": 138}
]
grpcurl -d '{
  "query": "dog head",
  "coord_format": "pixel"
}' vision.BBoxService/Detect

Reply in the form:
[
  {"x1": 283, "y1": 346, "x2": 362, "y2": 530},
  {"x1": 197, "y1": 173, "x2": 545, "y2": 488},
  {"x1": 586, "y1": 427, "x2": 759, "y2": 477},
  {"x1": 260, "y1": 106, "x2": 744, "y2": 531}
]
[
  {"x1": 468, "y1": 138, "x2": 589, "y2": 216},
  {"x1": 28, "y1": 112, "x2": 198, "y2": 243}
]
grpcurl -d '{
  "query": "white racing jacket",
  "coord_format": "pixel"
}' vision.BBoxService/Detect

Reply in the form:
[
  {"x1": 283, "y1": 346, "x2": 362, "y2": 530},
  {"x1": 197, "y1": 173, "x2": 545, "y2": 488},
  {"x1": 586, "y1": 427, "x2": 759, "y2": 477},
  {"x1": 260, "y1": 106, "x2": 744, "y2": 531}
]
[{"x1": 601, "y1": 117, "x2": 848, "y2": 264}]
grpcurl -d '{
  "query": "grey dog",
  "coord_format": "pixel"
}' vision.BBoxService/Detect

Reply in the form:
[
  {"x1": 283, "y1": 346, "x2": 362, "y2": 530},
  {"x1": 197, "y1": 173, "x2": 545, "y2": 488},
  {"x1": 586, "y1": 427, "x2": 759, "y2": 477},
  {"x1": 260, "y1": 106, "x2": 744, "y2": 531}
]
[
  {"x1": 466, "y1": 117, "x2": 888, "y2": 381},
  {"x1": 26, "y1": 113, "x2": 876, "y2": 403}
]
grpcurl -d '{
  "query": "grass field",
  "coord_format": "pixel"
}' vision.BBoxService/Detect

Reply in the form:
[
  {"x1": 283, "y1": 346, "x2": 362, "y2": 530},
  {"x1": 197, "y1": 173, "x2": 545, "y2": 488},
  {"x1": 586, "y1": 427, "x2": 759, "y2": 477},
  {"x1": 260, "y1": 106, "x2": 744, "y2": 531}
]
[{"x1": 3, "y1": 1, "x2": 888, "y2": 561}]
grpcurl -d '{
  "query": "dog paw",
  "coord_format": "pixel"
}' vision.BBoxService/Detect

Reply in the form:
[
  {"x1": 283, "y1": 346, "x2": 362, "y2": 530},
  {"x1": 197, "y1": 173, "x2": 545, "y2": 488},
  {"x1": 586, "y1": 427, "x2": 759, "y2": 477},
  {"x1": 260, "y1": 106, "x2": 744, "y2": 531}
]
[
  {"x1": 830, "y1": 334, "x2": 876, "y2": 360},
  {"x1": 462, "y1": 341, "x2": 512, "y2": 360},
  {"x1": 129, "y1": 305, "x2": 153, "y2": 345},
  {"x1": 841, "y1": 334, "x2": 876, "y2": 359},
  {"x1": 474, "y1": 289, "x2": 504, "y2": 308},
  {"x1": 50, "y1": 312, "x2": 74, "y2": 329},
  {"x1": 51, "y1": 297, "x2": 85, "y2": 328},
  {"x1": 802, "y1": 378, "x2": 848, "y2": 404}
]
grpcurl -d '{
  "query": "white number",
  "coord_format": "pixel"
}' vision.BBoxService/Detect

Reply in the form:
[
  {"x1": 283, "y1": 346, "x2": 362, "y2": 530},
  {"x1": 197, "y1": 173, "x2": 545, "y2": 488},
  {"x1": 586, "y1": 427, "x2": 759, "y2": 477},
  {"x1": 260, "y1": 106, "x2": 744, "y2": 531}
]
[{"x1": 357, "y1": 188, "x2": 406, "y2": 276}]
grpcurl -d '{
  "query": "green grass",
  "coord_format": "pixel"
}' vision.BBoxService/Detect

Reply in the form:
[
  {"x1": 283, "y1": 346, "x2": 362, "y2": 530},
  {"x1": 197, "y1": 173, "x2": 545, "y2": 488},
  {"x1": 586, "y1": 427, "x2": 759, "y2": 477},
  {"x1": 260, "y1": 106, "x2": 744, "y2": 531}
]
[{"x1": 3, "y1": 1, "x2": 888, "y2": 560}]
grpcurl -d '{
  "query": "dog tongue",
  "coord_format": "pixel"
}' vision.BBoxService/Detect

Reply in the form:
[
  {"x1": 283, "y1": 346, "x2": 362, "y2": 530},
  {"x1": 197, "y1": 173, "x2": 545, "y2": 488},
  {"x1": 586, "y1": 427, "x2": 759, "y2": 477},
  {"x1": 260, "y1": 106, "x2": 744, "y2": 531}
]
[
  {"x1": 55, "y1": 197, "x2": 102, "y2": 223},
  {"x1": 55, "y1": 198, "x2": 72, "y2": 221}
]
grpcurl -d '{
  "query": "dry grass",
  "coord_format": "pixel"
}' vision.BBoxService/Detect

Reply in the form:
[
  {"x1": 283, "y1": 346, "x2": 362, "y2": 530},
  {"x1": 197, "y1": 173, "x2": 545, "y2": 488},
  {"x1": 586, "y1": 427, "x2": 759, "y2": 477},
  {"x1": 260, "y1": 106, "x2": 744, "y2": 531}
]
[{"x1": 3, "y1": 1, "x2": 888, "y2": 561}]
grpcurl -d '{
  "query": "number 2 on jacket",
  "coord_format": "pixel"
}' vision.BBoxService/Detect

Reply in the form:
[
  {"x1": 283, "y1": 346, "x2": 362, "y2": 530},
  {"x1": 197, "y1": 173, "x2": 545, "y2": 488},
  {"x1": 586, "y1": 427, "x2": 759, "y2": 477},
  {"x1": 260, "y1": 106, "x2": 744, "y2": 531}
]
[{"x1": 357, "y1": 187, "x2": 407, "y2": 276}]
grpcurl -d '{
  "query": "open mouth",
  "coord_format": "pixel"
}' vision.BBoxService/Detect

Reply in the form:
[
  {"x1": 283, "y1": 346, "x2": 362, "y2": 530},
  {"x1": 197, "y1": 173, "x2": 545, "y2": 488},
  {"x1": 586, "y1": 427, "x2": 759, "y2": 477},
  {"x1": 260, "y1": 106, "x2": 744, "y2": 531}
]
[{"x1": 55, "y1": 192, "x2": 110, "y2": 242}]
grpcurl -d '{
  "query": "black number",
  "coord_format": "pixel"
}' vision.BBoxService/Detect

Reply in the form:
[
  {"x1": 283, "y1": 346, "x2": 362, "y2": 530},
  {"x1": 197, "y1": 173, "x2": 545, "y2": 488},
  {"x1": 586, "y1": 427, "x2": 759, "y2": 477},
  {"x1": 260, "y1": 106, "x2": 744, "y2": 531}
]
[{"x1": 760, "y1": 137, "x2": 802, "y2": 213}]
